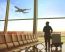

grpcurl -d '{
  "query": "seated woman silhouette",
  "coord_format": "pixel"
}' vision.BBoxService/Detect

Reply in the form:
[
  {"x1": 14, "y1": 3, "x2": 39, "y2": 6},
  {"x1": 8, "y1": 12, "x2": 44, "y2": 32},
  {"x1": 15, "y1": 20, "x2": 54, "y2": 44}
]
[{"x1": 43, "y1": 21, "x2": 53, "y2": 52}]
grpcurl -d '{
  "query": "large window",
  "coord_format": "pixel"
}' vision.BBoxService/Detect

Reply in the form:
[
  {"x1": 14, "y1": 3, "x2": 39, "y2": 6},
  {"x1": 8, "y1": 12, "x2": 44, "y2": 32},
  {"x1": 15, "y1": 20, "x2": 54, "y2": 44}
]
[
  {"x1": 8, "y1": 0, "x2": 34, "y2": 31},
  {"x1": 0, "y1": 0, "x2": 65, "y2": 32},
  {"x1": 37, "y1": 0, "x2": 65, "y2": 32},
  {"x1": 0, "y1": 0, "x2": 34, "y2": 31},
  {"x1": 37, "y1": 19, "x2": 65, "y2": 32},
  {"x1": 9, "y1": 0, "x2": 34, "y2": 19},
  {"x1": 38, "y1": 0, "x2": 65, "y2": 18}
]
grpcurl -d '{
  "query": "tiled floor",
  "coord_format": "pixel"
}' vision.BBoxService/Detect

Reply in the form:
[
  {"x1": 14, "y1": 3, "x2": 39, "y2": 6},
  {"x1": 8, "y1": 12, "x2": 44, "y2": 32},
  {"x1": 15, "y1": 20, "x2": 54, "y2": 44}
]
[
  {"x1": 21, "y1": 43, "x2": 65, "y2": 52},
  {"x1": 35, "y1": 43, "x2": 65, "y2": 52},
  {"x1": 38, "y1": 43, "x2": 65, "y2": 52}
]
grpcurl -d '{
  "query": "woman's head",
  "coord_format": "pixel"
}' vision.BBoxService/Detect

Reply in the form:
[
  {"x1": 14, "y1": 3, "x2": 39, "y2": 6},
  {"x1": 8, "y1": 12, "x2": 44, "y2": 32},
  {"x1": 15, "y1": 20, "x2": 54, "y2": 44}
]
[{"x1": 46, "y1": 21, "x2": 49, "y2": 26}]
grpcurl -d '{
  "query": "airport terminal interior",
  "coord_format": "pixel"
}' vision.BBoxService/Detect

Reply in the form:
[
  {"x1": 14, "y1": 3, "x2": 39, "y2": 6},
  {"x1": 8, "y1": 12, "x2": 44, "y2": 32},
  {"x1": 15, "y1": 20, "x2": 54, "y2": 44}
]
[{"x1": 0, "y1": 0, "x2": 65, "y2": 52}]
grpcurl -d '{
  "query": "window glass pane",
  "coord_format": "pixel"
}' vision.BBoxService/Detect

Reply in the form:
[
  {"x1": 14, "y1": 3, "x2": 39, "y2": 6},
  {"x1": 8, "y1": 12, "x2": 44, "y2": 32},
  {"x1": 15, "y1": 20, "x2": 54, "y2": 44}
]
[
  {"x1": 0, "y1": 0, "x2": 6, "y2": 31},
  {"x1": 7, "y1": 20, "x2": 33, "y2": 31},
  {"x1": 38, "y1": 0, "x2": 65, "y2": 32},
  {"x1": 9, "y1": 0, "x2": 33, "y2": 19},
  {"x1": 0, "y1": 21, "x2": 4, "y2": 31},
  {"x1": 38, "y1": 0, "x2": 65, "y2": 18},
  {"x1": 0, "y1": 0, "x2": 6, "y2": 20},
  {"x1": 7, "y1": 0, "x2": 33, "y2": 31},
  {"x1": 37, "y1": 19, "x2": 65, "y2": 32}
]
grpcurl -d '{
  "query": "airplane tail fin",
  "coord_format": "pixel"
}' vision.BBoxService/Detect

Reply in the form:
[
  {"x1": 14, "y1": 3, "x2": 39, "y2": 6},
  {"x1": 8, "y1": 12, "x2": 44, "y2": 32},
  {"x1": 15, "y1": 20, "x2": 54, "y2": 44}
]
[{"x1": 15, "y1": 6, "x2": 20, "y2": 9}]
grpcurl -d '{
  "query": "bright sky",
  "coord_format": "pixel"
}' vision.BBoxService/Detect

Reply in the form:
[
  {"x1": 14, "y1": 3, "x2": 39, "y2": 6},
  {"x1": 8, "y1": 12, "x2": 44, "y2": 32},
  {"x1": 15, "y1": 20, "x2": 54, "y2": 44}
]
[{"x1": 0, "y1": 0, "x2": 65, "y2": 32}]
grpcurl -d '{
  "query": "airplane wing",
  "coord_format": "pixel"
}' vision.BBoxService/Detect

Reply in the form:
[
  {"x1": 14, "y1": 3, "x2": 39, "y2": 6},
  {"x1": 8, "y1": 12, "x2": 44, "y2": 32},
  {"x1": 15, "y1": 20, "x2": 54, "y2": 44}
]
[
  {"x1": 23, "y1": 9, "x2": 30, "y2": 11},
  {"x1": 15, "y1": 10, "x2": 19, "y2": 12},
  {"x1": 22, "y1": 12, "x2": 29, "y2": 13}
]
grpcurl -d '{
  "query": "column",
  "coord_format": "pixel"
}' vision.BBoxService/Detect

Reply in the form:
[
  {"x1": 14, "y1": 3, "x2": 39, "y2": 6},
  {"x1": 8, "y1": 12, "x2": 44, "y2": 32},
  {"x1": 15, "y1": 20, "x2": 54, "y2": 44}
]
[
  {"x1": 4, "y1": 0, "x2": 10, "y2": 33},
  {"x1": 33, "y1": 0, "x2": 38, "y2": 35}
]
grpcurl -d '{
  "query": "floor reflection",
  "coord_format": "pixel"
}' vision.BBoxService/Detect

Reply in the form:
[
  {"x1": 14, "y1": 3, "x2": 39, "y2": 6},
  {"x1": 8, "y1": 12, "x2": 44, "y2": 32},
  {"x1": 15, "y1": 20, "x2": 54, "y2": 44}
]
[{"x1": 21, "y1": 43, "x2": 65, "y2": 52}]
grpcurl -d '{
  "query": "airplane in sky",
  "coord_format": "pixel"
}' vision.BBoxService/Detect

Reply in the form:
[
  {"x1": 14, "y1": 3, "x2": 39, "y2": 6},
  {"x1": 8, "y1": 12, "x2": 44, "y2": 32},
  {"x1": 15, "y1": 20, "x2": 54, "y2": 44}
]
[{"x1": 15, "y1": 6, "x2": 30, "y2": 13}]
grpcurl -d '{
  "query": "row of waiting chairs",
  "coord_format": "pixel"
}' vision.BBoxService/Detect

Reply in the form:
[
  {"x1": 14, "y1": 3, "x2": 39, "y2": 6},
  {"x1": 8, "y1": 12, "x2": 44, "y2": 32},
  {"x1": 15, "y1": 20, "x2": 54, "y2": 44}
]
[{"x1": 0, "y1": 32, "x2": 38, "y2": 52}]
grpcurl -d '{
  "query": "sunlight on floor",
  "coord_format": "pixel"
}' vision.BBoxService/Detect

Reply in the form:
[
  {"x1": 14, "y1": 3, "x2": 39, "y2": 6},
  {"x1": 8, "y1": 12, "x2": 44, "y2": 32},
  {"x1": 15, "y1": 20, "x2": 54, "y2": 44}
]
[{"x1": 21, "y1": 43, "x2": 65, "y2": 52}]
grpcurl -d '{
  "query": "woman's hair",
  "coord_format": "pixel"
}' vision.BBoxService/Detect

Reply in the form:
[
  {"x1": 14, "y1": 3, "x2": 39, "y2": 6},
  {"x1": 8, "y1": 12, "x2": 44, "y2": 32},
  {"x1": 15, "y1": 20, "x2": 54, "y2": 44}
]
[{"x1": 46, "y1": 21, "x2": 49, "y2": 24}]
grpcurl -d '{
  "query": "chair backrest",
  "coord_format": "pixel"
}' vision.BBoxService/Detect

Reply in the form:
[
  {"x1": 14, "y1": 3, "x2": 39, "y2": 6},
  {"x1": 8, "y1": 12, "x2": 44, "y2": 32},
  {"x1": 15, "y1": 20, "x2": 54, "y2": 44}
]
[
  {"x1": 0, "y1": 32, "x2": 7, "y2": 50},
  {"x1": 29, "y1": 34, "x2": 32, "y2": 43},
  {"x1": 22, "y1": 33, "x2": 28, "y2": 44},
  {"x1": 17, "y1": 32, "x2": 23, "y2": 45},
  {"x1": 5, "y1": 32, "x2": 14, "y2": 48},
  {"x1": 12, "y1": 32, "x2": 19, "y2": 47},
  {"x1": 17, "y1": 32, "x2": 22, "y2": 41},
  {"x1": 26, "y1": 34, "x2": 28, "y2": 40}
]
